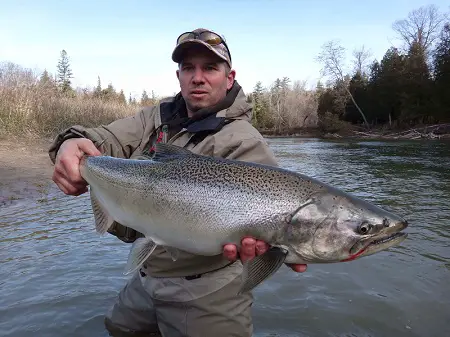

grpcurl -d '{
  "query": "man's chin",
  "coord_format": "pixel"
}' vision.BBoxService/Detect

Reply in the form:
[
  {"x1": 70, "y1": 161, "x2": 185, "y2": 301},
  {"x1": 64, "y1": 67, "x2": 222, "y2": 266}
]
[{"x1": 187, "y1": 100, "x2": 209, "y2": 112}]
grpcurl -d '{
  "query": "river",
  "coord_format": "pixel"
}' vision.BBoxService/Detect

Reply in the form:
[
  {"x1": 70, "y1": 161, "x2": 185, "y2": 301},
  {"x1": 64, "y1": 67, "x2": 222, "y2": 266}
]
[{"x1": 1, "y1": 138, "x2": 449, "y2": 337}]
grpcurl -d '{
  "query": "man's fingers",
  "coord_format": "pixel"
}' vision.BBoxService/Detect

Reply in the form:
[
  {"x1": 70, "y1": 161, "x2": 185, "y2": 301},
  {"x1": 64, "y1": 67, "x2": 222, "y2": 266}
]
[
  {"x1": 53, "y1": 174, "x2": 87, "y2": 196},
  {"x1": 286, "y1": 263, "x2": 308, "y2": 273},
  {"x1": 240, "y1": 237, "x2": 256, "y2": 262},
  {"x1": 256, "y1": 240, "x2": 269, "y2": 255},
  {"x1": 222, "y1": 238, "x2": 308, "y2": 276},
  {"x1": 223, "y1": 244, "x2": 237, "y2": 261},
  {"x1": 57, "y1": 157, "x2": 83, "y2": 184},
  {"x1": 78, "y1": 139, "x2": 102, "y2": 156}
]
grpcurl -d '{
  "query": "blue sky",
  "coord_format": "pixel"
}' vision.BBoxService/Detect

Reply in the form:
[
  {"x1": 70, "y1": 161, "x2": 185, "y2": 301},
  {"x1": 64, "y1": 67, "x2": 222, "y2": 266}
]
[{"x1": 1, "y1": 0, "x2": 448, "y2": 99}]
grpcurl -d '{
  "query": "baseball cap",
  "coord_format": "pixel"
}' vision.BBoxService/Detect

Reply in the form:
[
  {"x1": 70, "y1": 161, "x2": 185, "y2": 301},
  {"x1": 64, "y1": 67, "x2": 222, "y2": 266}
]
[{"x1": 172, "y1": 28, "x2": 232, "y2": 68}]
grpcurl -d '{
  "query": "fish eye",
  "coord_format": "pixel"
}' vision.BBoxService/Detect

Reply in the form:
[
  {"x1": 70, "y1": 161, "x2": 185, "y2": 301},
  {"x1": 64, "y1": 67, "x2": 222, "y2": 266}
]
[{"x1": 357, "y1": 222, "x2": 372, "y2": 235}]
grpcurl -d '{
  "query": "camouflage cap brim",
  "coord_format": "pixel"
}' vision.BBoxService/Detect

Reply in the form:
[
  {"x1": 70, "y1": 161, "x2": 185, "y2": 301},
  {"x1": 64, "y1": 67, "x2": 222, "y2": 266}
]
[{"x1": 172, "y1": 39, "x2": 231, "y2": 68}]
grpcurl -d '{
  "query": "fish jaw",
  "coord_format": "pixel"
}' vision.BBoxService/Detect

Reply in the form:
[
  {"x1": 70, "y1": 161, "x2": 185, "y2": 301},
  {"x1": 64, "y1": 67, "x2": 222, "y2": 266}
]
[{"x1": 342, "y1": 220, "x2": 408, "y2": 261}]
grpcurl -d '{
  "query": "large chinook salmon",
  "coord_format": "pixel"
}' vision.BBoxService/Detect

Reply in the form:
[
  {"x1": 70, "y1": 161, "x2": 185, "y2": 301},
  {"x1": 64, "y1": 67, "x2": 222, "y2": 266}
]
[{"x1": 79, "y1": 143, "x2": 408, "y2": 294}]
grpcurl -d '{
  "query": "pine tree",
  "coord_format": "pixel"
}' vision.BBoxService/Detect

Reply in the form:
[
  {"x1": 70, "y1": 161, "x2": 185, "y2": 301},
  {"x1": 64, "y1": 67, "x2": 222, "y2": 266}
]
[
  {"x1": 141, "y1": 90, "x2": 150, "y2": 105},
  {"x1": 56, "y1": 49, "x2": 73, "y2": 93},
  {"x1": 401, "y1": 41, "x2": 433, "y2": 124},
  {"x1": 39, "y1": 69, "x2": 52, "y2": 84},
  {"x1": 433, "y1": 23, "x2": 450, "y2": 121},
  {"x1": 118, "y1": 89, "x2": 126, "y2": 105},
  {"x1": 93, "y1": 76, "x2": 102, "y2": 98},
  {"x1": 252, "y1": 81, "x2": 265, "y2": 128}
]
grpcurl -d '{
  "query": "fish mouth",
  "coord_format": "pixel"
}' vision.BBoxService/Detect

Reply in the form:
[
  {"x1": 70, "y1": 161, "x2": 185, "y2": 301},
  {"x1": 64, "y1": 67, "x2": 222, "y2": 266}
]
[{"x1": 343, "y1": 222, "x2": 408, "y2": 262}]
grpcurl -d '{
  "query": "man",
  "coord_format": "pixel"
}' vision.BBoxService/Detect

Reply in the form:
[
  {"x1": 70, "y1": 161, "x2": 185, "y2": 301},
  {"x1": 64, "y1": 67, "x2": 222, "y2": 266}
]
[{"x1": 49, "y1": 28, "x2": 307, "y2": 337}]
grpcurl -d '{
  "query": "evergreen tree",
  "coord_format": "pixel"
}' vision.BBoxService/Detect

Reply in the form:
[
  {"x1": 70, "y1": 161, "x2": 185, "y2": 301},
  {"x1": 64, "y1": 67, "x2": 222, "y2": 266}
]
[
  {"x1": 433, "y1": 23, "x2": 450, "y2": 121},
  {"x1": 102, "y1": 83, "x2": 117, "y2": 101},
  {"x1": 251, "y1": 81, "x2": 266, "y2": 128},
  {"x1": 141, "y1": 90, "x2": 150, "y2": 105},
  {"x1": 368, "y1": 47, "x2": 407, "y2": 125},
  {"x1": 56, "y1": 49, "x2": 73, "y2": 93},
  {"x1": 93, "y1": 76, "x2": 102, "y2": 98},
  {"x1": 39, "y1": 69, "x2": 52, "y2": 85},
  {"x1": 401, "y1": 41, "x2": 433, "y2": 124},
  {"x1": 118, "y1": 89, "x2": 126, "y2": 105}
]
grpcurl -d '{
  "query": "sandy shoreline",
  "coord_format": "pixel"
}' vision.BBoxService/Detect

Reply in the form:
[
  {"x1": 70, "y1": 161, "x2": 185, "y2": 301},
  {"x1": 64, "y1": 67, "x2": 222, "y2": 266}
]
[{"x1": 0, "y1": 138, "x2": 56, "y2": 207}]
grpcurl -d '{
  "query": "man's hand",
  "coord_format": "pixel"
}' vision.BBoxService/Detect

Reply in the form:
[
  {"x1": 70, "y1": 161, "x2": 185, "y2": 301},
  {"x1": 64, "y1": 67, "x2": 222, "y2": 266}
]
[
  {"x1": 52, "y1": 138, "x2": 102, "y2": 196},
  {"x1": 223, "y1": 237, "x2": 307, "y2": 273}
]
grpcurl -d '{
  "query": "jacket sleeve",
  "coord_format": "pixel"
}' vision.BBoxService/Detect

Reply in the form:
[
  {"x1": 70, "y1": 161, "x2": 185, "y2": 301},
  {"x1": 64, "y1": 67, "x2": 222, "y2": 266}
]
[{"x1": 48, "y1": 107, "x2": 155, "y2": 163}]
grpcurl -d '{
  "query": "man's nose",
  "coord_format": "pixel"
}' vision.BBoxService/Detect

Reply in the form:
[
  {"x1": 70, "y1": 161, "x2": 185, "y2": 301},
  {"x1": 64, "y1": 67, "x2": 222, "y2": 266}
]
[{"x1": 192, "y1": 68, "x2": 205, "y2": 84}]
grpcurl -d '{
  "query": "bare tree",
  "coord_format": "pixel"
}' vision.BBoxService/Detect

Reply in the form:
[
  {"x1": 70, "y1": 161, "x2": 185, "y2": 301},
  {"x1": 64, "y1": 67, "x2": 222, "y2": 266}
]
[
  {"x1": 352, "y1": 45, "x2": 372, "y2": 75},
  {"x1": 392, "y1": 4, "x2": 447, "y2": 55},
  {"x1": 316, "y1": 40, "x2": 370, "y2": 129}
]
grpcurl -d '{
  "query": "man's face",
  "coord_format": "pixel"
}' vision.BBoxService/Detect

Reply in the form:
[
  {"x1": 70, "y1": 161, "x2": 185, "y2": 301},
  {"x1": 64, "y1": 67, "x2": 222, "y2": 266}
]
[{"x1": 176, "y1": 47, "x2": 235, "y2": 115}]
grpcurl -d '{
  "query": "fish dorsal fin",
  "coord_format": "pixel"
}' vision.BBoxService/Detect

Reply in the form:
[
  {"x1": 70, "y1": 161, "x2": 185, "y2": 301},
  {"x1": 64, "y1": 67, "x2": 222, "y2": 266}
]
[
  {"x1": 153, "y1": 143, "x2": 195, "y2": 161},
  {"x1": 134, "y1": 154, "x2": 153, "y2": 160}
]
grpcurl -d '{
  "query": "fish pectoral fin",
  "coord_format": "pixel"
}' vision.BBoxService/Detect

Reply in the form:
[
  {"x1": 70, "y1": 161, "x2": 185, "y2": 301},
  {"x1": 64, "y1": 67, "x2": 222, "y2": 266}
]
[
  {"x1": 90, "y1": 190, "x2": 114, "y2": 234},
  {"x1": 238, "y1": 246, "x2": 288, "y2": 295},
  {"x1": 124, "y1": 237, "x2": 157, "y2": 275},
  {"x1": 163, "y1": 246, "x2": 180, "y2": 261}
]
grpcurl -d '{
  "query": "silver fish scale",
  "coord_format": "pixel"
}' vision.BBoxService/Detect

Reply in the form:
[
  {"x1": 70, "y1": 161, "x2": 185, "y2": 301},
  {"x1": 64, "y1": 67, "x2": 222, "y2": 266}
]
[{"x1": 151, "y1": 156, "x2": 323, "y2": 201}]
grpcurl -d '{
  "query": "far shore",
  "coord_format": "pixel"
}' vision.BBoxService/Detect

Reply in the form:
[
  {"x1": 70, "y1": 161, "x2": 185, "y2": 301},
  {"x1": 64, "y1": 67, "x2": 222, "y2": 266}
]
[{"x1": 260, "y1": 123, "x2": 450, "y2": 141}]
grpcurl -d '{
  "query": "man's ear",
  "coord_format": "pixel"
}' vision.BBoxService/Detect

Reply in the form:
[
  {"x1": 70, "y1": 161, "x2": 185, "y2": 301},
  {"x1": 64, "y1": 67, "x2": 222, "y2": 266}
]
[
  {"x1": 227, "y1": 69, "x2": 236, "y2": 90},
  {"x1": 176, "y1": 69, "x2": 180, "y2": 80}
]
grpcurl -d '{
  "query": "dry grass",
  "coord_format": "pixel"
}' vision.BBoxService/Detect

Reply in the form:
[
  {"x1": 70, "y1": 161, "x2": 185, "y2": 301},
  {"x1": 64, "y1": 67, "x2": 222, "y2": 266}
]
[{"x1": 0, "y1": 62, "x2": 137, "y2": 139}]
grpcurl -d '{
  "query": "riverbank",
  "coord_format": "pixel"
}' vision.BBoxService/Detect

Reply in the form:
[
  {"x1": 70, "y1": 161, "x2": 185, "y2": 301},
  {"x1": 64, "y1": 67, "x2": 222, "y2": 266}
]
[
  {"x1": 0, "y1": 137, "x2": 55, "y2": 207},
  {"x1": 260, "y1": 123, "x2": 450, "y2": 140}
]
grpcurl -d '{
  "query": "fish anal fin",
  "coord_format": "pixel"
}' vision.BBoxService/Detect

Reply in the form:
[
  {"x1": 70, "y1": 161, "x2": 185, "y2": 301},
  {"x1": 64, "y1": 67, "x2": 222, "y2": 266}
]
[
  {"x1": 163, "y1": 246, "x2": 180, "y2": 261},
  {"x1": 90, "y1": 190, "x2": 114, "y2": 234},
  {"x1": 238, "y1": 247, "x2": 288, "y2": 295},
  {"x1": 124, "y1": 237, "x2": 157, "y2": 275}
]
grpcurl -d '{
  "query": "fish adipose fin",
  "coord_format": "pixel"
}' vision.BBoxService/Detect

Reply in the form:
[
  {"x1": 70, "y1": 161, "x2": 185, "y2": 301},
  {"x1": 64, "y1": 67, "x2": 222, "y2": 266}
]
[
  {"x1": 124, "y1": 237, "x2": 158, "y2": 275},
  {"x1": 163, "y1": 246, "x2": 180, "y2": 261},
  {"x1": 90, "y1": 189, "x2": 115, "y2": 234},
  {"x1": 238, "y1": 246, "x2": 288, "y2": 294}
]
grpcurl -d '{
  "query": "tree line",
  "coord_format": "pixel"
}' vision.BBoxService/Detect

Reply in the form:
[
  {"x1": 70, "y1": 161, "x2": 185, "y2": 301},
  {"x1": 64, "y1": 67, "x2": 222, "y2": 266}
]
[
  {"x1": 315, "y1": 4, "x2": 449, "y2": 130},
  {"x1": 250, "y1": 4, "x2": 449, "y2": 133}
]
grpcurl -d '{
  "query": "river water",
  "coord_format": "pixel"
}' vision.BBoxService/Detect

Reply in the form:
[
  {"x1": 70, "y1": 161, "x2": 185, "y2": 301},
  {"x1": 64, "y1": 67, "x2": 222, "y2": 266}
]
[{"x1": 1, "y1": 138, "x2": 449, "y2": 337}]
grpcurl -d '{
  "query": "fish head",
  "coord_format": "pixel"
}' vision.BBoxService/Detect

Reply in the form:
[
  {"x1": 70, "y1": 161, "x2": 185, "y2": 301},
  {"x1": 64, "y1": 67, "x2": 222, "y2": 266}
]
[{"x1": 283, "y1": 187, "x2": 408, "y2": 264}]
